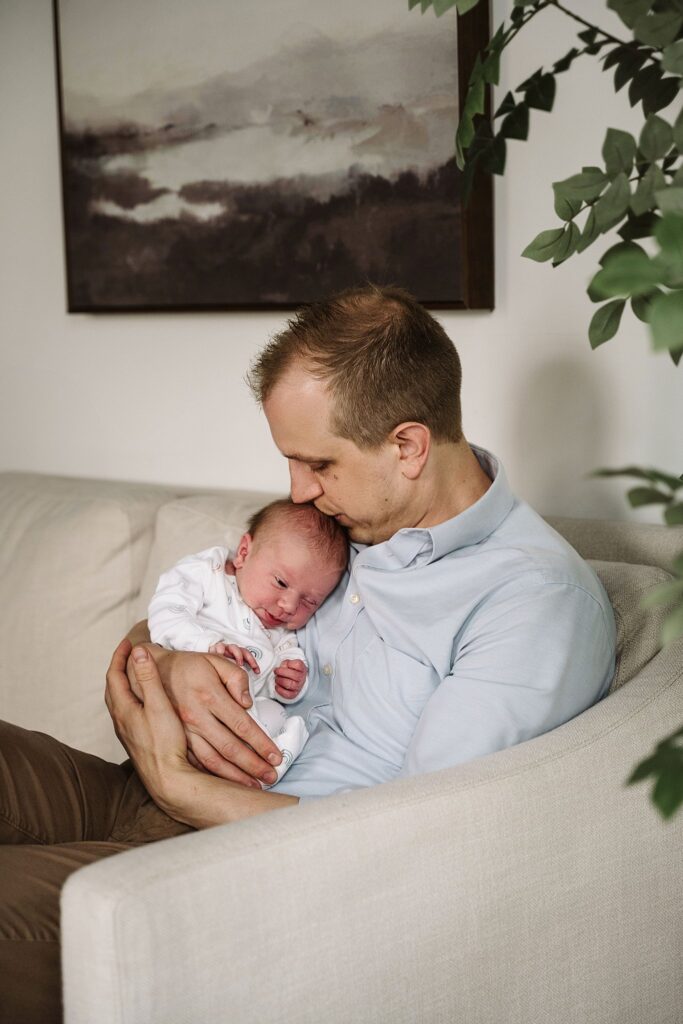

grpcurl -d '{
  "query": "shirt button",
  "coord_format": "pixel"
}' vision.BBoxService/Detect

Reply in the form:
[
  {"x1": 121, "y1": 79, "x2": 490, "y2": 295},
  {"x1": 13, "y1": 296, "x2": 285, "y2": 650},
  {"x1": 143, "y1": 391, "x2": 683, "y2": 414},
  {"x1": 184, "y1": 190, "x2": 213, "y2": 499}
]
[
  {"x1": 322, "y1": 664, "x2": 333, "y2": 676},
  {"x1": 350, "y1": 593, "x2": 360, "y2": 604}
]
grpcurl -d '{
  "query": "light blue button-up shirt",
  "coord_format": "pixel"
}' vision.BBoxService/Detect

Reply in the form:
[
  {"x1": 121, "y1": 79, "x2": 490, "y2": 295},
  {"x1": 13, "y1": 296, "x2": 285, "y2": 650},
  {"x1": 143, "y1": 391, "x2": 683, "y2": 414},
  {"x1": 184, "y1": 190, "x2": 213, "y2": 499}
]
[{"x1": 272, "y1": 447, "x2": 616, "y2": 799}]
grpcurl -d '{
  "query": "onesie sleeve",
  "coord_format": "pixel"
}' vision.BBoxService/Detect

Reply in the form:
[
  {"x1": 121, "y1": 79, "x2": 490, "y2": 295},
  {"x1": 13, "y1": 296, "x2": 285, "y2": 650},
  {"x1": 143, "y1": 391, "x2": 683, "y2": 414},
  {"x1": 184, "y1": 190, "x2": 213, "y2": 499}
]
[
  {"x1": 265, "y1": 634, "x2": 309, "y2": 703},
  {"x1": 148, "y1": 548, "x2": 229, "y2": 652}
]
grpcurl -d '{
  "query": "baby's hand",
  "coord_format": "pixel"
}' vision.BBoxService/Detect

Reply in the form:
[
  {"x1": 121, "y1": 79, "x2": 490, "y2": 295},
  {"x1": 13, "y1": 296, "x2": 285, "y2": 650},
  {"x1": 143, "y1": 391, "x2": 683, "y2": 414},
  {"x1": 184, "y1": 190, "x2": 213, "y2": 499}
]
[
  {"x1": 274, "y1": 659, "x2": 307, "y2": 700},
  {"x1": 208, "y1": 642, "x2": 260, "y2": 674}
]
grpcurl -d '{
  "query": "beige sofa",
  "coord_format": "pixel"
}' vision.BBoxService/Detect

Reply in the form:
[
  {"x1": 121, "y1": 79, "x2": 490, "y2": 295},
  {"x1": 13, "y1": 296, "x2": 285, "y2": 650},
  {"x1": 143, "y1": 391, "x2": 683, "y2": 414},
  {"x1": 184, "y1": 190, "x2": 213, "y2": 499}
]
[{"x1": 1, "y1": 470, "x2": 681, "y2": 1024}]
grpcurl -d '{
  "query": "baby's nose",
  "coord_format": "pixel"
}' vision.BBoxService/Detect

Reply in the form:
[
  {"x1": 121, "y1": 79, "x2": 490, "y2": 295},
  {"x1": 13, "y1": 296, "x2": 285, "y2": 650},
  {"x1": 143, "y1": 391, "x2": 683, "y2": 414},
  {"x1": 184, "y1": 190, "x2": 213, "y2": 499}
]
[{"x1": 279, "y1": 591, "x2": 298, "y2": 613}]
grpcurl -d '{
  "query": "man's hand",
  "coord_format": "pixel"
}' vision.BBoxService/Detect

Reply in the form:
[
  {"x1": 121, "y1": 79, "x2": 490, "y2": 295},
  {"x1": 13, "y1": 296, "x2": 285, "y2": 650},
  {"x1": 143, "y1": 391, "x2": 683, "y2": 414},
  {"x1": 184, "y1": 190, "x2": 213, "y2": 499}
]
[
  {"x1": 208, "y1": 642, "x2": 261, "y2": 674},
  {"x1": 107, "y1": 640, "x2": 298, "y2": 827},
  {"x1": 120, "y1": 622, "x2": 282, "y2": 788},
  {"x1": 274, "y1": 658, "x2": 307, "y2": 700}
]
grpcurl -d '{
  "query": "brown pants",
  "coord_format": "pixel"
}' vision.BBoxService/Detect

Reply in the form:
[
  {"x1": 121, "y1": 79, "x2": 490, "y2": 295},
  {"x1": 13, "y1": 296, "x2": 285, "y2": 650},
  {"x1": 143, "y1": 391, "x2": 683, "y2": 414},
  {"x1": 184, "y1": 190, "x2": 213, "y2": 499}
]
[{"x1": 0, "y1": 720, "x2": 193, "y2": 1024}]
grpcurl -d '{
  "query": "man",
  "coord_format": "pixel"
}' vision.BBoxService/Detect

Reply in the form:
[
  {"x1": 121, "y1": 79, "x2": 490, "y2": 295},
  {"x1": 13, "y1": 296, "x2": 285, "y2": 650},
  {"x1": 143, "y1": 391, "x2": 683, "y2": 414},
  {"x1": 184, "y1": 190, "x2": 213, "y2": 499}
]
[{"x1": 0, "y1": 286, "x2": 616, "y2": 1020}]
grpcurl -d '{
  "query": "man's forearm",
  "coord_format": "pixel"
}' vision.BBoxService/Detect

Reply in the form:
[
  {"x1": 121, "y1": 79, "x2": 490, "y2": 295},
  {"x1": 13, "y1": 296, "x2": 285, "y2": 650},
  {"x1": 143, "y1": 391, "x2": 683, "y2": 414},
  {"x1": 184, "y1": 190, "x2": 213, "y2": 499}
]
[{"x1": 161, "y1": 767, "x2": 299, "y2": 829}]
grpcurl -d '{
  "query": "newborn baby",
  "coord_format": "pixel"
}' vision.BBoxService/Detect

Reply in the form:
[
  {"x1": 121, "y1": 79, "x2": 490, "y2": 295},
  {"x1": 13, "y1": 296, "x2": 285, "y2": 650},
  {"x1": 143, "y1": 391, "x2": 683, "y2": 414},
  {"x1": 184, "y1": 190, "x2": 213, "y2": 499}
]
[{"x1": 148, "y1": 498, "x2": 348, "y2": 785}]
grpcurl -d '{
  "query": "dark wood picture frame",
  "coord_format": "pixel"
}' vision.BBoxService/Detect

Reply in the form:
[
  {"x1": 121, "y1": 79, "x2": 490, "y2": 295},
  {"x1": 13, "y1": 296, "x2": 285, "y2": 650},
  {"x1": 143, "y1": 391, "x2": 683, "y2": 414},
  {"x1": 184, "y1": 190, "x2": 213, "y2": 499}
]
[{"x1": 54, "y1": 1, "x2": 492, "y2": 312}]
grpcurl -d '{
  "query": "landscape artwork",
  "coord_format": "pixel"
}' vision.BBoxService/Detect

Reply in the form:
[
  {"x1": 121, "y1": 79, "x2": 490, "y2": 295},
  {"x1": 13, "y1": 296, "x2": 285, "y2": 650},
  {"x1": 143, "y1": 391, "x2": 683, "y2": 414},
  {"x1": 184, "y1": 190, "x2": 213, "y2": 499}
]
[{"x1": 54, "y1": 0, "x2": 492, "y2": 311}]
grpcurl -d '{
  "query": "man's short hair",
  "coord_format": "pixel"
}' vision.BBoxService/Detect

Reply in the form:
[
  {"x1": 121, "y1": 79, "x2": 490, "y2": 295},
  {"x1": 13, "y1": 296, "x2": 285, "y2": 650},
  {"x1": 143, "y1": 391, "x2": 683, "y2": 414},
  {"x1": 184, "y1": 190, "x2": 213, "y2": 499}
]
[
  {"x1": 247, "y1": 498, "x2": 348, "y2": 568},
  {"x1": 247, "y1": 284, "x2": 463, "y2": 448}
]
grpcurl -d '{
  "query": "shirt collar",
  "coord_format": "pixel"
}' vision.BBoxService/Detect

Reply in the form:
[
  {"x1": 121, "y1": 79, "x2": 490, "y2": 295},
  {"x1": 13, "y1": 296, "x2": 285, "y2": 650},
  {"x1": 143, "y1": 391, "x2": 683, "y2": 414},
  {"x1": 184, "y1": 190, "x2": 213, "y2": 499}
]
[{"x1": 355, "y1": 445, "x2": 515, "y2": 570}]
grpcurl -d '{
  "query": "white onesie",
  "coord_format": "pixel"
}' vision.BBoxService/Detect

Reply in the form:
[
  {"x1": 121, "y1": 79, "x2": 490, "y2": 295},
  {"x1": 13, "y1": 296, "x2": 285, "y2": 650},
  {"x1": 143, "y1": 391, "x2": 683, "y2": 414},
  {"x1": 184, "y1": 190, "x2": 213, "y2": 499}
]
[{"x1": 148, "y1": 546, "x2": 309, "y2": 786}]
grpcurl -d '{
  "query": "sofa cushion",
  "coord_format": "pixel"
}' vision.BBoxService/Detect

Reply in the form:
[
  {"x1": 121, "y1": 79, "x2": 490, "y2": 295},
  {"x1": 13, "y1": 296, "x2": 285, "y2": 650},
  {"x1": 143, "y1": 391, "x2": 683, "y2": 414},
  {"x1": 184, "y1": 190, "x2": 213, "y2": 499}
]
[
  {"x1": 0, "y1": 473, "x2": 176, "y2": 760},
  {"x1": 135, "y1": 491, "x2": 283, "y2": 622},
  {"x1": 588, "y1": 560, "x2": 672, "y2": 691}
]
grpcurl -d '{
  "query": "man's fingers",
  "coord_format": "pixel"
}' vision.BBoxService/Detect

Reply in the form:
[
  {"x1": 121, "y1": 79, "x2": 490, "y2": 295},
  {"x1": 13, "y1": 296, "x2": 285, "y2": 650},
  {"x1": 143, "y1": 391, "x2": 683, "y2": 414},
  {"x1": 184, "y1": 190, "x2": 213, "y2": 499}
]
[
  {"x1": 187, "y1": 733, "x2": 262, "y2": 788},
  {"x1": 128, "y1": 646, "x2": 176, "y2": 711},
  {"x1": 106, "y1": 638, "x2": 142, "y2": 713}
]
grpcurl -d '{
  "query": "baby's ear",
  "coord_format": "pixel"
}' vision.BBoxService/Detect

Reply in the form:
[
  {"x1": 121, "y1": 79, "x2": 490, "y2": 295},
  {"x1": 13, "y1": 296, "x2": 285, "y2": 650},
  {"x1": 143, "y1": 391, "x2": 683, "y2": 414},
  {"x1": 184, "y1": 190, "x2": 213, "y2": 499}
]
[{"x1": 233, "y1": 532, "x2": 252, "y2": 569}]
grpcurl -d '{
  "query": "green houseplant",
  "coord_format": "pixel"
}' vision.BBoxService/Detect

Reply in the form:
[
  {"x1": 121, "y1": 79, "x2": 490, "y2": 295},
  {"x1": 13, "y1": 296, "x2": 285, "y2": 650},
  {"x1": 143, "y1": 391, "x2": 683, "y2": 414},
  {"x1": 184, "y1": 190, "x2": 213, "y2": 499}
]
[{"x1": 410, "y1": 0, "x2": 683, "y2": 817}]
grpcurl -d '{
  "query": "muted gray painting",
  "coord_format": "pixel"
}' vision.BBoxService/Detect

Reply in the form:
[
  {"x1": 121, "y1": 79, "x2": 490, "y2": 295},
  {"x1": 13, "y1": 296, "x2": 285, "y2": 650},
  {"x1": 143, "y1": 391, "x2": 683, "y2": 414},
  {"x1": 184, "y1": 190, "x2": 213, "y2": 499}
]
[{"x1": 56, "y1": 0, "x2": 462, "y2": 309}]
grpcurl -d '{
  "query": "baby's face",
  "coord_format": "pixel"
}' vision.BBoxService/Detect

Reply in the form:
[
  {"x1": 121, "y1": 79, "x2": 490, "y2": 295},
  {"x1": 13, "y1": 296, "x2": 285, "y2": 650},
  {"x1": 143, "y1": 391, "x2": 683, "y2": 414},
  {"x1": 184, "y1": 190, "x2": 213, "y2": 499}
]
[{"x1": 232, "y1": 527, "x2": 344, "y2": 631}]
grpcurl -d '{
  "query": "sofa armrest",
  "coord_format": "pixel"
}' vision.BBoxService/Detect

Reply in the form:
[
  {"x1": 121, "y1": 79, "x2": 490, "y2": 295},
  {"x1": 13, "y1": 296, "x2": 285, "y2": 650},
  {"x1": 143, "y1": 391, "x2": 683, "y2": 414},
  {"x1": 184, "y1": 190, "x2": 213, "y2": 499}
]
[{"x1": 62, "y1": 643, "x2": 683, "y2": 1024}]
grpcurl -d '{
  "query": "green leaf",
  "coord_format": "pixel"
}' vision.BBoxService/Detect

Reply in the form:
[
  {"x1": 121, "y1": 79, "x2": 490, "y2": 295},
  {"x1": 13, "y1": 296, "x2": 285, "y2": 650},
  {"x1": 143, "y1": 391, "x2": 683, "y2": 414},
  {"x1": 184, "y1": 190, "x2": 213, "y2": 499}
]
[
  {"x1": 481, "y1": 51, "x2": 501, "y2": 86},
  {"x1": 619, "y1": 210, "x2": 659, "y2": 240},
  {"x1": 589, "y1": 299, "x2": 626, "y2": 348},
  {"x1": 593, "y1": 464, "x2": 682, "y2": 489},
  {"x1": 650, "y1": 288, "x2": 683, "y2": 350},
  {"x1": 631, "y1": 164, "x2": 667, "y2": 216},
  {"x1": 433, "y1": 0, "x2": 470, "y2": 14},
  {"x1": 613, "y1": 47, "x2": 648, "y2": 92},
  {"x1": 553, "y1": 168, "x2": 609, "y2": 202},
  {"x1": 674, "y1": 106, "x2": 683, "y2": 150},
  {"x1": 552, "y1": 222, "x2": 580, "y2": 265},
  {"x1": 455, "y1": 77, "x2": 485, "y2": 166},
  {"x1": 607, "y1": 0, "x2": 653, "y2": 30},
  {"x1": 521, "y1": 226, "x2": 566, "y2": 262},
  {"x1": 599, "y1": 240, "x2": 647, "y2": 266},
  {"x1": 524, "y1": 73, "x2": 556, "y2": 112},
  {"x1": 590, "y1": 249, "x2": 663, "y2": 297},
  {"x1": 603, "y1": 128, "x2": 637, "y2": 177},
  {"x1": 641, "y1": 576, "x2": 683, "y2": 608},
  {"x1": 670, "y1": 345, "x2": 683, "y2": 366},
  {"x1": 594, "y1": 172, "x2": 632, "y2": 230},
  {"x1": 495, "y1": 91, "x2": 516, "y2": 119},
  {"x1": 655, "y1": 212, "x2": 683, "y2": 261},
  {"x1": 662, "y1": 604, "x2": 683, "y2": 646},
  {"x1": 655, "y1": 187, "x2": 683, "y2": 213},
  {"x1": 633, "y1": 11, "x2": 683, "y2": 47},
  {"x1": 603, "y1": 45, "x2": 629, "y2": 72},
  {"x1": 665, "y1": 502, "x2": 683, "y2": 525},
  {"x1": 639, "y1": 115, "x2": 673, "y2": 162},
  {"x1": 629, "y1": 65, "x2": 678, "y2": 116},
  {"x1": 662, "y1": 40, "x2": 683, "y2": 76},
  {"x1": 481, "y1": 135, "x2": 506, "y2": 175},
  {"x1": 631, "y1": 288, "x2": 663, "y2": 321},
  {"x1": 553, "y1": 47, "x2": 579, "y2": 75},
  {"x1": 553, "y1": 184, "x2": 582, "y2": 221},
  {"x1": 501, "y1": 103, "x2": 529, "y2": 141},
  {"x1": 576, "y1": 208, "x2": 601, "y2": 253},
  {"x1": 627, "y1": 485, "x2": 671, "y2": 506},
  {"x1": 628, "y1": 727, "x2": 683, "y2": 819}
]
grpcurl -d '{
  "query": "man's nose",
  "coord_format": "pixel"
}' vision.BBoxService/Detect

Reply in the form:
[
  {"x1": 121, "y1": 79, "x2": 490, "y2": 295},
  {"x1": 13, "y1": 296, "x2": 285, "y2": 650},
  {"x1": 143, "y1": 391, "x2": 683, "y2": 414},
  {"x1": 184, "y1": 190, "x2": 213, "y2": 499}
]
[{"x1": 289, "y1": 461, "x2": 323, "y2": 503}]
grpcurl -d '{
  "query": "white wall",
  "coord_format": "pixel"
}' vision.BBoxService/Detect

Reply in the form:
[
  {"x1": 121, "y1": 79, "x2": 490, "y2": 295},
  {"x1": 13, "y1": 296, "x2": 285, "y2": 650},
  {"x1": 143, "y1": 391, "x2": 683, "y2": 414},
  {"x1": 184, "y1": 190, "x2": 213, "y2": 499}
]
[{"x1": 1, "y1": 0, "x2": 680, "y2": 519}]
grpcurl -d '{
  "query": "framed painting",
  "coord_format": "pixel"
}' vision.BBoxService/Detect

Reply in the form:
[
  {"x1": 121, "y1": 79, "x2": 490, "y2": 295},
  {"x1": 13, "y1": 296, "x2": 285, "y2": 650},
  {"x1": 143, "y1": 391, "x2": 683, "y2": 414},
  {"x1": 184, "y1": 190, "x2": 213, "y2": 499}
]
[{"x1": 53, "y1": 0, "x2": 493, "y2": 312}]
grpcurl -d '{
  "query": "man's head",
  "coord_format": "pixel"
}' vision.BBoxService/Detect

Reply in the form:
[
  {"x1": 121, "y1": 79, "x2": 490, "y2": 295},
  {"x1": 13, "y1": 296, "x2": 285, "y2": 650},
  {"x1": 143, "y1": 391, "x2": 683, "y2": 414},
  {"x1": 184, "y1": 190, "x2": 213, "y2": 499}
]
[
  {"x1": 247, "y1": 285, "x2": 464, "y2": 544},
  {"x1": 233, "y1": 499, "x2": 348, "y2": 631}
]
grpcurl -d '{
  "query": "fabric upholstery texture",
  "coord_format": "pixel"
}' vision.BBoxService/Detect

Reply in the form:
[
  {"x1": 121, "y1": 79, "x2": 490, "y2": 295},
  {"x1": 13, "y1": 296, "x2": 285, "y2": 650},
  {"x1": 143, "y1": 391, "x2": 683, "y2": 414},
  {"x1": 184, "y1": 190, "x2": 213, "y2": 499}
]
[
  {"x1": 589, "y1": 560, "x2": 671, "y2": 691},
  {"x1": 0, "y1": 473, "x2": 176, "y2": 760}
]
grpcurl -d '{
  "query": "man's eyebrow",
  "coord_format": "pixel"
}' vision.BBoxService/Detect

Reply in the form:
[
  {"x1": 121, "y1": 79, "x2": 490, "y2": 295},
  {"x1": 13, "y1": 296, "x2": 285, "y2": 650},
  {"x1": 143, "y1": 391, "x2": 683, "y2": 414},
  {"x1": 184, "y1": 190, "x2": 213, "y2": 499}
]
[{"x1": 283, "y1": 452, "x2": 334, "y2": 464}]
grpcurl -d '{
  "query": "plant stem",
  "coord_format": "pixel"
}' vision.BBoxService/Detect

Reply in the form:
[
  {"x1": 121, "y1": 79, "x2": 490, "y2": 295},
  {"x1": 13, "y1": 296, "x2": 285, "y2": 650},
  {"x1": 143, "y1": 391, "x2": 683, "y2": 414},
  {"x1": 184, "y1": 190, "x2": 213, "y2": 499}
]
[{"x1": 549, "y1": 0, "x2": 630, "y2": 48}]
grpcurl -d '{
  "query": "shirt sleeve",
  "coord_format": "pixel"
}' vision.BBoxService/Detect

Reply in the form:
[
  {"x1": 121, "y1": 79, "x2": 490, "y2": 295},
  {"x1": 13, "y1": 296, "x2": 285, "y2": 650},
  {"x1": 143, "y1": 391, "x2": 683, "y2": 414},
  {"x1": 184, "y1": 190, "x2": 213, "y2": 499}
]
[
  {"x1": 399, "y1": 579, "x2": 615, "y2": 778},
  {"x1": 148, "y1": 548, "x2": 227, "y2": 652}
]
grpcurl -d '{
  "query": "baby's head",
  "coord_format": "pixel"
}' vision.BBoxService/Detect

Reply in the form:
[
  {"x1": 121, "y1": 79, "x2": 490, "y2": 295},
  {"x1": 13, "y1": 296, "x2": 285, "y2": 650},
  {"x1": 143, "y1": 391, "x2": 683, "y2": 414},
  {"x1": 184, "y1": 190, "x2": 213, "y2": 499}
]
[{"x1": 231, "y1": 499, "x2": 348, "y2": 631}]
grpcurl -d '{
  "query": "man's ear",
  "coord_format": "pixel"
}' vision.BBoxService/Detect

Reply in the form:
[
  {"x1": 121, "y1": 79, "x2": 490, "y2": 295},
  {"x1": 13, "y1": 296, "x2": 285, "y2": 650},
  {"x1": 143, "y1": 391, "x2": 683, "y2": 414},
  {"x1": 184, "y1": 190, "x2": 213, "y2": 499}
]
[
  {"x1": 233, "y1": 532, "x2": 252, "y2": 569},
  {"x1": 391, "y1": 422, "x2": 431, "y2": 480}
]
